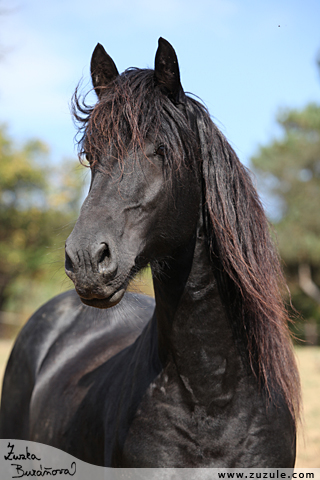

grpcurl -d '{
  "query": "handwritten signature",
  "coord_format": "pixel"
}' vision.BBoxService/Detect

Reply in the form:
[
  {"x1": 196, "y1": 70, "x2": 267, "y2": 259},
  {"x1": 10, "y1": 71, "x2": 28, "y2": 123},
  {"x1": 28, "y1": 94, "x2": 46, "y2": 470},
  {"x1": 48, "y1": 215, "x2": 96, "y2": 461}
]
[{"x1": 4, "y1": 442, "x2": 77, "y2": 478}]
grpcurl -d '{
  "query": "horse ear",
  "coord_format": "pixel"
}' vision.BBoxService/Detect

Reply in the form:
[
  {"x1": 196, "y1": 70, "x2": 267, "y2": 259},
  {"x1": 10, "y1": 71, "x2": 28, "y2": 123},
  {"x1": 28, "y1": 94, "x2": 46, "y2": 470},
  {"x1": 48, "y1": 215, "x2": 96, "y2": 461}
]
[
  {"x1": 154, "y1": 37, "x2": 183, "y2": 103},
  {"x1": 90, "y1": 43, "x2": 119, "y2": 99}
]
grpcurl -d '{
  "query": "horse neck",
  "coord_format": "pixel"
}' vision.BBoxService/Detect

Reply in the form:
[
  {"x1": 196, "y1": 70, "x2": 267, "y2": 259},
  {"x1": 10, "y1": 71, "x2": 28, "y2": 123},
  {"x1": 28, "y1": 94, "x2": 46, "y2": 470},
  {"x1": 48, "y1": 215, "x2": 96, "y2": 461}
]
[{"x1": 152, "y1": 214, "x2": 247, "y2": 408}]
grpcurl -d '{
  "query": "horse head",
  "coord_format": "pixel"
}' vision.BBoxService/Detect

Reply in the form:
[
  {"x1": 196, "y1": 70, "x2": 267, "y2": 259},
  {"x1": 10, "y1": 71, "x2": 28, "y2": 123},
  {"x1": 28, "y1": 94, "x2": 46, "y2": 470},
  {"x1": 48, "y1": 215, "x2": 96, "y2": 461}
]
[{"x1": 65, "y1": 38, "x2": 201, "y2": 308}]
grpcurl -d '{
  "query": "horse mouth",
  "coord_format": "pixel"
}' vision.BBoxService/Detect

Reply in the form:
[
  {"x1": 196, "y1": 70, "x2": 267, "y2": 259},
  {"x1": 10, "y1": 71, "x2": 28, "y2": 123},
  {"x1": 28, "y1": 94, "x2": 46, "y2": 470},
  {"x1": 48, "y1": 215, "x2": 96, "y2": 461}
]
[{"x1": 79, "y1": 287, "x2": 126, "y2": 309}]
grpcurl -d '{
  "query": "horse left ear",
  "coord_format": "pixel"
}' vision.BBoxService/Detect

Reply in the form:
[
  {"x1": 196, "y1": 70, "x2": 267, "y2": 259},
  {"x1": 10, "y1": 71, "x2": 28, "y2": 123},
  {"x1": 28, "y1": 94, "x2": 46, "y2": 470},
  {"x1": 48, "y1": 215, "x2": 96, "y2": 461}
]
[
  {"x1": 154, "y1": 38, "x2": 183, "y2": 104},
  {"x1": 90, "y1": 43, "x2": 119, "y2": 99}
]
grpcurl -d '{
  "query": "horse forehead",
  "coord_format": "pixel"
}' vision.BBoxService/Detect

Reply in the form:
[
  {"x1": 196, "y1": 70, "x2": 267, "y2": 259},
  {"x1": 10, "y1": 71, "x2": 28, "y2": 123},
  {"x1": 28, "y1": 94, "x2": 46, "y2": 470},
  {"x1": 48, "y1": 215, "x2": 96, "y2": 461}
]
[{"x1": 91, "y1": 154, "x2": 162, "y2": 196}]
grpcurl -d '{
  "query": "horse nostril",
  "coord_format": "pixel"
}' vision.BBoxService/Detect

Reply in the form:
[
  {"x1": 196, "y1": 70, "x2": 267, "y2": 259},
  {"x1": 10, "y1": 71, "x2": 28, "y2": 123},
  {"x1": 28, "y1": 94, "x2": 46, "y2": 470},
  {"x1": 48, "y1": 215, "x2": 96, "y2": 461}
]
[
  {"x1": 65, "y1": 250, "x2": 75, "y2": 275},
  {"x1": 98, "y1": 242, "x2": 110, "y2": 265},
  {"x1": 97, "y1": 242, "x2": 116, "y2": 276}
]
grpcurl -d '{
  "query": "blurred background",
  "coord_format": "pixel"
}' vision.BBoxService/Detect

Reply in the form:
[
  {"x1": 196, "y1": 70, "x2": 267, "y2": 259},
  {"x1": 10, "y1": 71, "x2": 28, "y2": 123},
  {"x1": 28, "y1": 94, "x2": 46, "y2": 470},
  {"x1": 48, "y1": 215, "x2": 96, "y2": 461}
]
[{"x1": 0, "y1": 0, "x2": 319, "y2": 467}]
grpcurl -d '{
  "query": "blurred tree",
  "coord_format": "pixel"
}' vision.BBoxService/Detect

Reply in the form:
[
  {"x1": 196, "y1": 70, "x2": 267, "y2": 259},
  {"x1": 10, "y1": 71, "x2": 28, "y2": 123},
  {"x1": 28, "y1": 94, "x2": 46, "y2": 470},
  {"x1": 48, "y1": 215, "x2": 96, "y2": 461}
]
[
  {"x1": 0, "y1": 125, "x2": 83, "y2": 311},
  {"x1": 251, "y1": 103, "x2": 320, "y2": 338}
]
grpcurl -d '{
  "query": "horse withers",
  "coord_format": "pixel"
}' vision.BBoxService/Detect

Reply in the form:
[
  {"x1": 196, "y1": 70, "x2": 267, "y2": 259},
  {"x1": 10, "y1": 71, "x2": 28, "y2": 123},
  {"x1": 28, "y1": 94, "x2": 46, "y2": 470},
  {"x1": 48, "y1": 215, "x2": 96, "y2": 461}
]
[{"x1": 0, "y1": 38, "x2": 300, "y2": 467}]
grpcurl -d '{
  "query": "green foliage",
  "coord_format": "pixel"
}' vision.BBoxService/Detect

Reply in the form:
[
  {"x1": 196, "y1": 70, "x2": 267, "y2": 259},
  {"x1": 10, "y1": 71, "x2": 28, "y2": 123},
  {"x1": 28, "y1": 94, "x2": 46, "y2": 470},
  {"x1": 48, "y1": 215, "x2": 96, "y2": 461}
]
[
  {"x1": 252, "y1": 103, "x2": 320, "y2": 265},
  {"x1": 0, "y1": 125, "x2": 83, "y2": 312},
  {"x1": 251, "y1": 103, "x2": 320, "y2": 336}
]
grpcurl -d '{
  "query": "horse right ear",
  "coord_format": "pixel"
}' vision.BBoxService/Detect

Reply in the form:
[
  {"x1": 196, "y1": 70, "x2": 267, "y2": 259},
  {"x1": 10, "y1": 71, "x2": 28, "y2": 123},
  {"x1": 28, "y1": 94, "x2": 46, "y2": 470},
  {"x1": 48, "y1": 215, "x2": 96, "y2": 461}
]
[{"x1": 90, "y1": 43, "x2": 119, "y2": 99}]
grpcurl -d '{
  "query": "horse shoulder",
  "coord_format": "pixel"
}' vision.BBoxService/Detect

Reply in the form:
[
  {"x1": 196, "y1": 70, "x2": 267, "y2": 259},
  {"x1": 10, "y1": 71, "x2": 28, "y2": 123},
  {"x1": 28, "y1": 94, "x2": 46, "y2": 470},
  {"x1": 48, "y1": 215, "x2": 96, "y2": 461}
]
[{"x1": 0, "y1": 290, "x2": 154, "y2": 446}]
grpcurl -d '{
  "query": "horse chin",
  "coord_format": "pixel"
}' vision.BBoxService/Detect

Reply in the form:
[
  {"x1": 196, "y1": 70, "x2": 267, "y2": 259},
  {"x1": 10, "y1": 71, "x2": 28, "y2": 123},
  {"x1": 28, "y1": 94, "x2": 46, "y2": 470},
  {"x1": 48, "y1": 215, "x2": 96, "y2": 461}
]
[{"x1": 79, "y1": 287, "x2": 126, "y2": 309}]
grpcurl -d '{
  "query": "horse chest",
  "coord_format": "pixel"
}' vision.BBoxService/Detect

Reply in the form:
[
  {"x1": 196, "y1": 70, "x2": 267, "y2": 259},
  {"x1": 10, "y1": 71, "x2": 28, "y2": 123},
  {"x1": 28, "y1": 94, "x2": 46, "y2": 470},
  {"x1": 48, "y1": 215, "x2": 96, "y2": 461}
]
[
  {"x1": 120, "y1": 363, "x2": 246, "y2": 467},
  {"x1": 120, "y1": 360, "x2": 295, "y2": 468}
]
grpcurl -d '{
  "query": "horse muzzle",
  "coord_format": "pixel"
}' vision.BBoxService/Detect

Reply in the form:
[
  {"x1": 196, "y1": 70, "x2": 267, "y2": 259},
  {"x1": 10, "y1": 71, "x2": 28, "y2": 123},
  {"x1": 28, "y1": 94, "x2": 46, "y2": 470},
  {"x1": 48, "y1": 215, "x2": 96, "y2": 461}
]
[{"x1": 65, "y1": 238, "x2": 125, "y2": 308}]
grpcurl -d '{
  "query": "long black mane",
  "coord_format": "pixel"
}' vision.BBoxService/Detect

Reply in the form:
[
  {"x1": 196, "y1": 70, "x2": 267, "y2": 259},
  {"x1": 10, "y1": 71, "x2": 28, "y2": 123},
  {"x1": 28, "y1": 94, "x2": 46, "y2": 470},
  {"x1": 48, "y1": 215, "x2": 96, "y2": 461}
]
[{"x1": 72, "y1": 68, "x2": 301, "y2": 424}]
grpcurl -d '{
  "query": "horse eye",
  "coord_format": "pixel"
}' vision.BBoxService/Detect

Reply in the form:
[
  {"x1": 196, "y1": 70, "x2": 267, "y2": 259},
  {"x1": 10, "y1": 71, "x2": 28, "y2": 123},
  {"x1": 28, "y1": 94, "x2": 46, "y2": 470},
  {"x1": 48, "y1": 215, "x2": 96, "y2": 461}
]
[
  {"x1": 155, "y1": 145, "x2": 165, "y2": 157},
  {"x1": 85, "y1": 153, "x2": 93, "y2": 165}
]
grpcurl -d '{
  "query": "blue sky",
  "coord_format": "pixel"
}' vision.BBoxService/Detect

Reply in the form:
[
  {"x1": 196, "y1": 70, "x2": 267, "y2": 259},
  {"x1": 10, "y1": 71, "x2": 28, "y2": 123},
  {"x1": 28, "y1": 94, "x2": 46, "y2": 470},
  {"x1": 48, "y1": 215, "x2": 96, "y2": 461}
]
[{"x1": 1, "y1": 0, "x2": 320, "y2": 181}]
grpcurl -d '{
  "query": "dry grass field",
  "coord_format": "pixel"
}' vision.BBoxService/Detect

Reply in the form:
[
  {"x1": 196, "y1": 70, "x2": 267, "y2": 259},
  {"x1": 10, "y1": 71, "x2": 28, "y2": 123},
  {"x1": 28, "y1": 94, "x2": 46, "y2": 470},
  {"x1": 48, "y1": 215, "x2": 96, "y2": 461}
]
[
  {"x1": 0, "y1": 339, "x2": 319, "y2": 466},
  {"x1": 295, "y1": 346, "x2": 320, "y2": 467}
]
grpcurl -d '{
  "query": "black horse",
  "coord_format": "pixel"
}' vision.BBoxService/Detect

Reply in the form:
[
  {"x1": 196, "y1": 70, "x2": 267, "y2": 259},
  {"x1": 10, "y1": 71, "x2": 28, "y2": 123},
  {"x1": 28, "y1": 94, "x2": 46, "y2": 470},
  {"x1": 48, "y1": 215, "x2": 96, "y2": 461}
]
[{"x1": 0, "y1": 38, "x2": 300, "y2": 467}]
